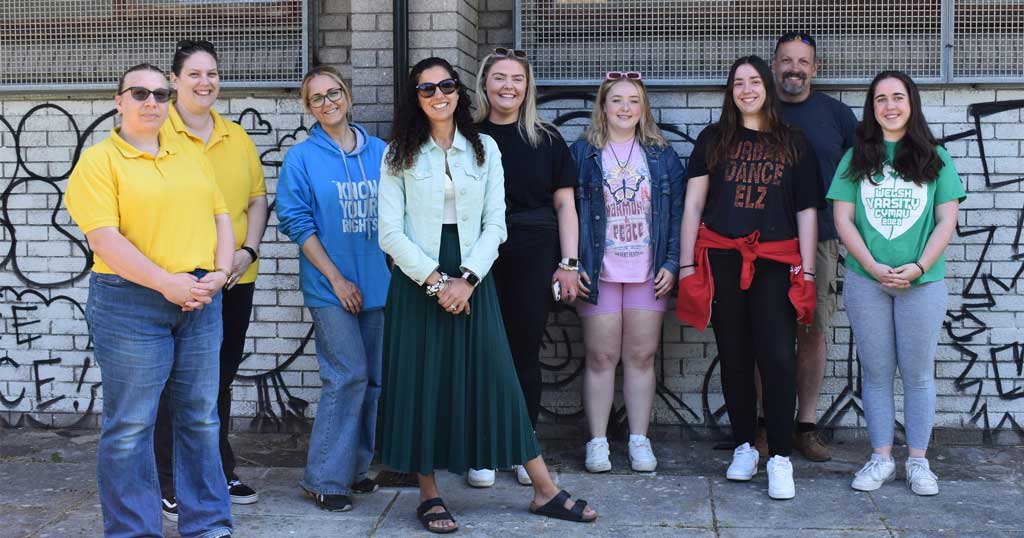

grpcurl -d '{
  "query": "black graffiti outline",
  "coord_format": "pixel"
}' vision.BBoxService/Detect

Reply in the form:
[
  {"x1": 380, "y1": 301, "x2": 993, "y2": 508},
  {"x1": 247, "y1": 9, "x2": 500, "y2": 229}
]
[
  {"x1": 235, "y1": 325, "x2": 314, "y2": 433},
  {"x1": 0, "y1": 104, "x2": 114, "y2": 288}
]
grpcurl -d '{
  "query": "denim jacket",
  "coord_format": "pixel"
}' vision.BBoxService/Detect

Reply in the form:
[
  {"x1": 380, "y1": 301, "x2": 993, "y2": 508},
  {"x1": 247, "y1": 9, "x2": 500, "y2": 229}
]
[
  {"x1": 378, "y1": 129, "x2": 507, "y2": 285},
  {"x1": 571, "y1": 139, "x2": 685, "y2": 304}
]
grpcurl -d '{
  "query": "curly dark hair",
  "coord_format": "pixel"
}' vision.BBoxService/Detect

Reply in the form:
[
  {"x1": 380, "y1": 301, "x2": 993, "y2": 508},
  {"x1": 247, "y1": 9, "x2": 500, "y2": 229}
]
[
  {"x1": 707, "y1": 55, "x2": 800, "y2": 172},
  {"x1": 385, "y1": 57, "x2": 485, "y2": 174},
  {"x1": 845, "y1": 70, "x2": 942, "y2": 186}
]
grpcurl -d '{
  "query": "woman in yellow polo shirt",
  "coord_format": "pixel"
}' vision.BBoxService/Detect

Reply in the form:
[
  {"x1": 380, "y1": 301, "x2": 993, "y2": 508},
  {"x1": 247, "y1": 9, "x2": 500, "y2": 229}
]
[
  {"x1": 65, "y1": 63, "x2": 235, "y2": 538},
  {"x1": 152, "y1": 39, "x2": 269, "y2": 518}
]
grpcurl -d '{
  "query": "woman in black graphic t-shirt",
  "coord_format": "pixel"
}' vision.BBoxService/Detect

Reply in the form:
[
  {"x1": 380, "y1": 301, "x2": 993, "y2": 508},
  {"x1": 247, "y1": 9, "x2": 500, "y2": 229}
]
[{"x1": 677, "y1": 55, "x2": 824, "y2": 501}]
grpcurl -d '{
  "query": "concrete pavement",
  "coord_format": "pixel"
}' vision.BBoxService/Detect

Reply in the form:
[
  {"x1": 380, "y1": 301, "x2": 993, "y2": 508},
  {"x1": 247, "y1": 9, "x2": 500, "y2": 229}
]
[{"x1": 2, "y1": 429, "x2": 1022, "y2": 537}]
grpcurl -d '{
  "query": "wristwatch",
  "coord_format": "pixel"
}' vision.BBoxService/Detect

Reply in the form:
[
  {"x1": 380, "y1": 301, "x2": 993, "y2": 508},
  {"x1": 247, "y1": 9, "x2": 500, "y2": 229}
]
[
  {"x1": 462, "y1": 271, "x2": 481, "y2": 287},
  {"x1": 558, "y1": 257, "x2": 580, "y2": 272}
]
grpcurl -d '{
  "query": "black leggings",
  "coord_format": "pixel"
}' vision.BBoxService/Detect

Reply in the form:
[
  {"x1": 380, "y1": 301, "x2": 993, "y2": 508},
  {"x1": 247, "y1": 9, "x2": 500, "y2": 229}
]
[
  {"x1": 154, "y1": 282, "x2": 255, "y2": 497},
  {"x1": 491, "y1": 226, "x2": 560, "y2": 428},
  {"x1": 708, "y1": 250, "x2": 797, "y2": 457}
]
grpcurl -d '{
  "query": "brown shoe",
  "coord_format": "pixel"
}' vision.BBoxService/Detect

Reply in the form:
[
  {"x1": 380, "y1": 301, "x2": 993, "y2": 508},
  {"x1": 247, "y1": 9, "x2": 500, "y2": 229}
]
[
  {"x1": 754, "y1": 424, "x2": 769, "y2": 458},
  {"x1": 793, "y1": 429, "x2": 832, "y2": 462}
]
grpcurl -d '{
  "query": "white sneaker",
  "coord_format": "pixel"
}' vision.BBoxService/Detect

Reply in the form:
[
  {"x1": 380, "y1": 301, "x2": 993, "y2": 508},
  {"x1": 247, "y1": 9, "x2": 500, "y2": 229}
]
[
  {"x1": 585, "y1": 438, "x2": 612, "y2": 473},
  {"x1": 851, "y1": 455, "x2": 896, "y2": 492},
  {"x1": 766, "y1": 455, "x2": 795, "y2": 500},
  {"x1": 628, "y1": 436, "x2": 658, "y2": 472},
  {"x1": 466, "y1": 468, "x2": 495, "y2": 488},
  {"x1": 725, "y1": 442, "x2": 759, "y2": 481},
  {"x1": 513, "y1": 464, "x2": 532, "y2": 485},
  {"x1": 905, "y1": 458, "x2": 939, "y2": 496}
]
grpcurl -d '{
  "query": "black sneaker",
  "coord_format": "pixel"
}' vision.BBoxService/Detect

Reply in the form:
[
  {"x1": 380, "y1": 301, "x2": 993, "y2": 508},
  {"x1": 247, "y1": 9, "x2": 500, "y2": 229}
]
[
  {"x1": 228, "y1": 479, "x2": 259, "y2": 505},
  {"x1": 351, "y1": 477, "x2": 379, "y2": 494},
  {"x1": 302, "y1": 486, "x2": 353, "y2": 512},
  {"x1": 161, "y1": 495, "x2": 178, "y2": 522}
]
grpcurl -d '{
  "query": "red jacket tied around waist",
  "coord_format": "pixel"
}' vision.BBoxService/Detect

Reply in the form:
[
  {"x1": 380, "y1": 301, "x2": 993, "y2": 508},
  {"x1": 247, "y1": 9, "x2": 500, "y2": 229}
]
[{"x1": 675, "y1": 226, "x2": 816, "y2": 331}]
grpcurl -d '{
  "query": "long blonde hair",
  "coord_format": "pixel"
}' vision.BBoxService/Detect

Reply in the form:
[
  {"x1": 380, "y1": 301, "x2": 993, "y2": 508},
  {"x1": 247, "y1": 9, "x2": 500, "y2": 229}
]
[
  {"x1": 585, "y1": 78, "x2": 666, "y2": 149},
  {"x1": 474, "y1": 53, "x2": 557, "y2": 148}
]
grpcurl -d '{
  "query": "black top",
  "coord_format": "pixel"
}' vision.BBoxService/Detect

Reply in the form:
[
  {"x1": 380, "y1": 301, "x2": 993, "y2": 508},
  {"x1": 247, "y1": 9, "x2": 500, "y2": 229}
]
[
  {"x1": 687, "y1": 124, "x2": 824, "y2": 241},
  {"x1": 479, "y1": 120, "x2": 578, "y2": 230},
  {"x1": 780, "y1": 91, "x2": 858, "y2": 241}
]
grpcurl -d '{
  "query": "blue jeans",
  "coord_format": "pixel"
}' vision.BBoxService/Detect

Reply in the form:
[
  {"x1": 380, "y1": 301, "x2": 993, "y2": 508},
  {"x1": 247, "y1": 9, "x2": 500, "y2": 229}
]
[
  {"x1": 302, "y1": 306, "x2": 384, "y2": 495},
  {"x1": 87, "y1": 272, "x2": 232, "y2": 538}
]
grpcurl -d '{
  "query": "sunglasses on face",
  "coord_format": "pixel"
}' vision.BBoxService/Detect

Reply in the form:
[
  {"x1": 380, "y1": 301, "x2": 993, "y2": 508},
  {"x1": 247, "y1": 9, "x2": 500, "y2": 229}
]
[
  {"x1": 416, "y1": 78, "x2": 459, "y2": 98},
  {"x1": 777, "y1": 32, "x2": 816, "y2": 48},
  {"x1": 606, "y1": 71, "x2": 643, "y2": 81},
  {"x1": 118, "y1": 86, "x2": 174, "y2": 103},
  {"x1": 308, "y1": 87, "x2": 345, "y2": 108},
  {"x1": 493, "y1": 47, "x2": 528, "y2": 59}
]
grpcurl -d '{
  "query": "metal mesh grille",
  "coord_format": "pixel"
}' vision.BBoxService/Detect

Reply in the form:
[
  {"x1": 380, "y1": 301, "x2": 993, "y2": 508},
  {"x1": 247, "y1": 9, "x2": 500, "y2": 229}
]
[
  {"x1": 953, "y1": 0, "x2": 1024, "y2": 80},
  {"x1": 519, "y1": 0, "x2": 946, "y2": 85},
  {"x1": 0, "y1": 0, "x2": 306, "y2": 91}
]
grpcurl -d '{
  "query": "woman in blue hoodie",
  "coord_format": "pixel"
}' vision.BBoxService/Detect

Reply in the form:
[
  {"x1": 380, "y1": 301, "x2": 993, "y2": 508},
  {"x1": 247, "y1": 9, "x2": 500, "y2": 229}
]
[{"x1": 275, "y1": 65, "x2": 391, "y2": 512}]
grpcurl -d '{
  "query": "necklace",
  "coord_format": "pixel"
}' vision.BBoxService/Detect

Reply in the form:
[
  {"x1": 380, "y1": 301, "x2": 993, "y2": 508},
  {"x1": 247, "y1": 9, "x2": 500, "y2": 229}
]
[{"x1": 608, "y1": 136, "x2": 636, "y2": 171}]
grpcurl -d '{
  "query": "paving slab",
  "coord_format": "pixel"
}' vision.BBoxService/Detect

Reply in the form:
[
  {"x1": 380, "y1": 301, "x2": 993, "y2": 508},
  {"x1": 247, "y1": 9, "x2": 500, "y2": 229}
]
[
  {"x1": 712, "y1": 476, "x2": 887, "y2": 531},
  {"x1": 0, "y1": 462, "x2": 96, "y2": 507},
  {"x1": 718, "y1": 530, "x2": 892, "y2": 538},
  {"x1": 871, "y1": 479, "x2": 1024, "y2": 532}
]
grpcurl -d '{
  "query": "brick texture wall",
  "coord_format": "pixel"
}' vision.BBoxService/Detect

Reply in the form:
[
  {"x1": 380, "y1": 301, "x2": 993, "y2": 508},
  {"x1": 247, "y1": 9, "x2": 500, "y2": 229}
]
[{"x1": 1, "y1": 1, "x2": 1022, "y2": 445}]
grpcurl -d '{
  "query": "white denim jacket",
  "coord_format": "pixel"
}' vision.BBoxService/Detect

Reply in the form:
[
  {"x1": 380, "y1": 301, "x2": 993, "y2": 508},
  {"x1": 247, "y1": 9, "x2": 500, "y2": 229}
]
[{"x1": 378, "y1": 129, "x2": 507, "y2": 285}]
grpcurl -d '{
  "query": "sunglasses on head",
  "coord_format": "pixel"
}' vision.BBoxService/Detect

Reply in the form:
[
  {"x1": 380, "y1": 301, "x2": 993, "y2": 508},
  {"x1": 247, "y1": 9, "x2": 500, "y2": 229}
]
[
  {"x1": 493, "y1": 47, "x2": 528, "y2": 59},
  {"x1": 777, "y1": 32, "x2": 816, "y2": 48},
  {"x1": 118, "y1": 86, "x2": 174, "y2": 103},
  {"x1": 416, "y1": 78, "x2": 459, "y2": 98},
  {"x1": 176, "y1": 38, "x2": 215, "y2": 52},
  {"x1": 606, "y1": 71, "x2": 643, "y2": 81}
]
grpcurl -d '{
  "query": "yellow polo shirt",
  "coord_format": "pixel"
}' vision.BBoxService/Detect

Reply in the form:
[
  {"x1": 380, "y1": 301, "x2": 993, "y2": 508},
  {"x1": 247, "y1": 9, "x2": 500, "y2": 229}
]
[
  {"x1": 161, "y1": 106, "x2": 267, "y2": 283},
  {"x1": 65, "y1": 128, "x2": 228, "y2": 276}
]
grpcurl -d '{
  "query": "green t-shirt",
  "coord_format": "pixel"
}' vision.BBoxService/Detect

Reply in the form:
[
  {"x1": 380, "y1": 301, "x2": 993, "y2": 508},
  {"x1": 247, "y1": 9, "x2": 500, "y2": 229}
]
[{"x1": 826, "y1": 142, "x2": 966, "y2": 285}]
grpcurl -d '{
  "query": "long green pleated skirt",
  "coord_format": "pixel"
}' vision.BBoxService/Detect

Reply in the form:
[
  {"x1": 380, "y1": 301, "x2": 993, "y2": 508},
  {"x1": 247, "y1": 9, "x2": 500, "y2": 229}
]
[{"x1": 381, "y1": 225, "x2": 541, "y2": 475}]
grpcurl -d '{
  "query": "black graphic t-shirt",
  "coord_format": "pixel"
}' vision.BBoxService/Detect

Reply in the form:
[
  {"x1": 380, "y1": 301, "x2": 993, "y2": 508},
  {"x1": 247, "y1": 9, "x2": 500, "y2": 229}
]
[
  {"x1": 479, "y1": 120, "x2": 578, "y2": 229},
  {"x1": 687, "y1": 125, "x2": 824, "y2": 241}
]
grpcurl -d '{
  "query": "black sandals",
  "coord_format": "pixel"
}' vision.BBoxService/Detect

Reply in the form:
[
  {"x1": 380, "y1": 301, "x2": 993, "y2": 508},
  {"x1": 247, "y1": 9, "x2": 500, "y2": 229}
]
[
  {"x1": 528, "y1": 489, "x2": 597, "y2": 523},
  {"x1": 417, "y1": 497, "x2": 458, "y2": 534}
]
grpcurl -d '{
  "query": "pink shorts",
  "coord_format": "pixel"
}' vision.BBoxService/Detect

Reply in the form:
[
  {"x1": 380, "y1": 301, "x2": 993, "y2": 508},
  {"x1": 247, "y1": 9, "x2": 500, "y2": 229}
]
[{"x1": 576, "y1": 278, "x2": 668, "y2": 317}]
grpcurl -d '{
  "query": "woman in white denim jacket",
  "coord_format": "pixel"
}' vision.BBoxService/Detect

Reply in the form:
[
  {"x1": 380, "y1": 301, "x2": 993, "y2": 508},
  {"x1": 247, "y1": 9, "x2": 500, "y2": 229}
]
[{"x1": 377, "y1": 57, "x2": 597, "y2": 534}]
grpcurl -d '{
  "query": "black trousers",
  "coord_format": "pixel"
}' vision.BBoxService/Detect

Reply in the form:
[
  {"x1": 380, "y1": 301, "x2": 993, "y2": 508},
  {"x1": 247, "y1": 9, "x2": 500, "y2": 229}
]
[
  {"x1": 708, "y1": 250, "x2": 797, "y2": 457},
  {"x1": 154, "y1": 283, "x2": 255, "y2": 497},
  {"x1": 491, "y1": 226, "x2": 560, "y2": 428}
]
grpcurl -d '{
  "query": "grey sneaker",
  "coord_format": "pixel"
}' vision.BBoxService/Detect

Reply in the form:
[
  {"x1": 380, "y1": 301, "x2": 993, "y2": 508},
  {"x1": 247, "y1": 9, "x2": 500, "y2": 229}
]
[
  {"x1": 905, "y1": 458, "x2": 939, "y2": 496},
  {"x1": 851, "y1": 455, "x2": 896, "y2": 492}
]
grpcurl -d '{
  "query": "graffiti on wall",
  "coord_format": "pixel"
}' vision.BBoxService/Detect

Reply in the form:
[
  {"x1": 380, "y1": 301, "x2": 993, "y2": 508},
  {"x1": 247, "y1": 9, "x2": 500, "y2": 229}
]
[{"x1": 1, "y1": 96, "x2": 1022, "y2": 443}]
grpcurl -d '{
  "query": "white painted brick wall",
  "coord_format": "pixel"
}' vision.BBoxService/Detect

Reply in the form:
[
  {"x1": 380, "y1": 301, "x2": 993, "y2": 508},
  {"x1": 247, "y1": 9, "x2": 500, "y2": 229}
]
[{"x1": 1, "y1": 75, "x2": 1023, "y2": 440}]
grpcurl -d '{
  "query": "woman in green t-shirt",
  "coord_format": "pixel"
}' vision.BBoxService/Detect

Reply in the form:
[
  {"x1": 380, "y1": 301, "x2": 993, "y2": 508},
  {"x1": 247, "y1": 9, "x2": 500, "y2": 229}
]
[{"x1": 827, "y1": 70, "x2": 965, "y2": 497}]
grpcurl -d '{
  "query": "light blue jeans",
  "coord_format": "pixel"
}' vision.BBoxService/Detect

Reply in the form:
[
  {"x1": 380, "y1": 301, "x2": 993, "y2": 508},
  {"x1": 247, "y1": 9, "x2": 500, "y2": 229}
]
[
  {"x1": 87, "y1": 272, "x2": 231, "y2": 538},
  {"x1": 302, "y1": 306, "x2": 384, "y2": 495},
  {"x1": 843, "y1": 269, "x2": 948, "y2": 451}
]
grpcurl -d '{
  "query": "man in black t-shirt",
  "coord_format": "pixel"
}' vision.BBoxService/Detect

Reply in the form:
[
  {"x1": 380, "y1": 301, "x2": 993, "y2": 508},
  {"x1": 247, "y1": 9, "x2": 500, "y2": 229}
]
[{"x1": 768, "y1": 31, "x2": 858, "y2": 462}]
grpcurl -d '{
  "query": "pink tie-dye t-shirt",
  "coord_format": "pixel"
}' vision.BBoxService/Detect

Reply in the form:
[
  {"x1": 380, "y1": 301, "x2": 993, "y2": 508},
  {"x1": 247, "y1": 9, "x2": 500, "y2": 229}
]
[{"x1": 599, "y1": 140, "x2": 653, "y2": 283}]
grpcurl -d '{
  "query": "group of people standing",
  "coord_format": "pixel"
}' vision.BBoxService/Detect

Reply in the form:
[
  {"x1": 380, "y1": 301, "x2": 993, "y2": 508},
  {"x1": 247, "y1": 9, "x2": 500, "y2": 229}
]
[{"x1": 66, "y1": 30, "x2": 963, "y2": 538}]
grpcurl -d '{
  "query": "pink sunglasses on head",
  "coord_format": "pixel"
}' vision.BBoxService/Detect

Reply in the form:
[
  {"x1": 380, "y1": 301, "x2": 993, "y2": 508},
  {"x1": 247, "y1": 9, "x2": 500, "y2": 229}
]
[{"x1": 606, "y1": 71, "x2": 643, "y2": 81}]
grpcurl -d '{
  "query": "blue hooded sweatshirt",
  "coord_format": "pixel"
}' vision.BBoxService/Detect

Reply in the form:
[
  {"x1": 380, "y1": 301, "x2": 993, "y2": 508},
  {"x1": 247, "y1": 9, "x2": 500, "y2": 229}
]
[{"x1": 276, "y1": 123, "x2": 391, "y2": 309}]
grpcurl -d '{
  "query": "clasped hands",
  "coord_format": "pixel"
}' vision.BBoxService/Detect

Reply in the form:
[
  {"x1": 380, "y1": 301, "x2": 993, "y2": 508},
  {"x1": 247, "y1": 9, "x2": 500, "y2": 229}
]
[
  {"x1": 161, "y1": 270, "x2": 229, "y2": 312},
  {"x1": 869, "y1": 262, "x2": 923, "y2": 289}
]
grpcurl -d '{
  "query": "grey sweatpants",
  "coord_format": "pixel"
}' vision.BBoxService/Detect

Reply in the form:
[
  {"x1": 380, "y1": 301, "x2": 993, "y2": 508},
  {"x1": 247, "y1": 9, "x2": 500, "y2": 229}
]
[{"x1": 843, "y1": 270, "x2": 947, "y2": 450}]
